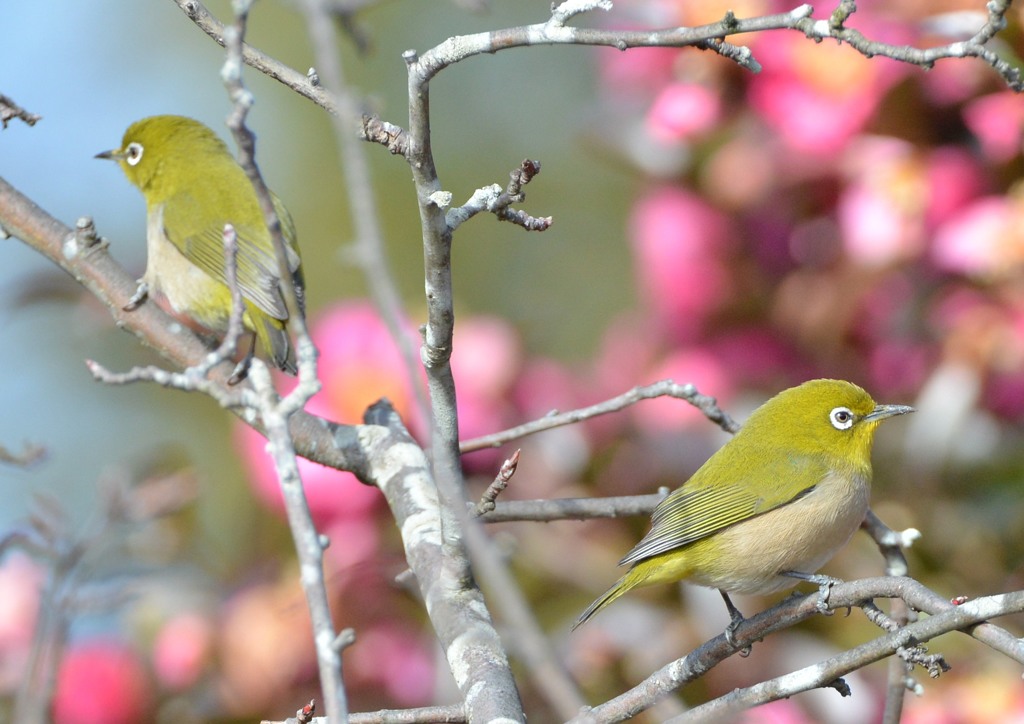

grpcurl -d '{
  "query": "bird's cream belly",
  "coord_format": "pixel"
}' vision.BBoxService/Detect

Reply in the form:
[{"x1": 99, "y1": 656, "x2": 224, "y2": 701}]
[
  {"x1": 144, "y1": 212, "x2": 230, "y2": 332},
  {"x1": 688, "y1": 470, "x2": 871, "y2": 595}
]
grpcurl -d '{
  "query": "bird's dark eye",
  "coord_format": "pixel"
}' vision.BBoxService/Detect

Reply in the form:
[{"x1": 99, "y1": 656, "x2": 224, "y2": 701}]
[
  {"x1": 125, "y1": 142, "x2": 144, "y2": 166},
  {"x1": 829, "y1": 406, "x2": 855, "y2": 430}
]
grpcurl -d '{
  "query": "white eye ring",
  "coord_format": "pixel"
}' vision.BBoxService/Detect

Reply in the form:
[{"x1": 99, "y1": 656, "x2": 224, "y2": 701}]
[
  {"x1": 125, "y1": 142, "x2": 144, "y2": 166},
  {"x1": 830, "y1": 406, "x2": 855, "y2": 430}
]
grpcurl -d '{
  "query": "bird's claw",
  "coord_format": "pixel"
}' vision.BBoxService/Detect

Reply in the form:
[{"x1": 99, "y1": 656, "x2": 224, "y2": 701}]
[
  {"x1": 816, "y1": 578, "x2": 836, "y2": 615},
  {"x1": 124, "y1": 280, "x2": 149, "y2": 311},
  {"x1": 724, "y1": 618, "x2": 753, "y2": 657},
  {"x1": 720, "y1": 590, "x2": 752, "y2": 656},
  {"x1": 781, "y1": 570, "x2": 842, "y2": 615},
  {"x1": 227, "y1": 356, "x2": 251, "y2": 385}
]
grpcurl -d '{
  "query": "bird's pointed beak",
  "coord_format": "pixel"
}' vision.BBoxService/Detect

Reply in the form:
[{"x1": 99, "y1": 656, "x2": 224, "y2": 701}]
[
  {"x1": 95, "y1": 148, "x2": 123, "y2": 161},
  {"x1": 864, "y1": 403, "x2": 914, "y2": 422}
]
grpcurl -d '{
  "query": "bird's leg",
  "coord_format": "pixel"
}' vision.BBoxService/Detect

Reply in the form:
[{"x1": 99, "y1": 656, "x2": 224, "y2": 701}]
[
  {"x1": 227, "y1": 335, "x2": 256, "y2": 385},
  {"x1": 123, "y1": 280, "x2": 149, "y2": 311},
  {"x1": 719, "y1": 590, "x2": 752, "y2": 656},
  {"x1": 781, "y1": 570, "x2": 842, "y2": 615}
]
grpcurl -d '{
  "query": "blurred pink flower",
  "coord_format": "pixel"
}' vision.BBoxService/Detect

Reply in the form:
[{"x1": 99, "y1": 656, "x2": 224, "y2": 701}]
[
  {"x1": 932, "y1": 196, "x2": 1024, "y2": 277},
  {"x1": 513, "y1": 357, "x2": 574, "y2": 414},
  {"x1": 747, "y1": 29, "x2": 907, "y2": 155},
  {"x1": 920, "y1": 55, "x2": 990, "y2": 106},
  {"x1": 598, "y1": 46, "x2": 678, "y2": 96},
  {"x1": 320, "y1": 515, "x2": 381, "y2": 576},
  {"x1": 633, "y1": 348, "x2": 733, "y2": 431},
  {"x1": 0, "y1": 553, "x2": 43, "y2": 691},
  {"x1": 738, "y1": 697, "x2": 814, "y2": 723},
  {"x1": 963, "y1": 92, "x2": 1024, "y2": 163},
  {"x1": 630, "y1": 187, "x2": 734, "y2": 342},
  {"x1": 235, "y1": 391, "x2": 383, "y2": 528},
  {"x1": 837, "y1": 137, "x2": 927, "y2": 266},
  {"x1": 838, "y1": 181, "x2": 923, "y2": 266},
  {"x1": 52, "y1": 640, "x2": 153, "y2": 724},
  {"x1": 451, "y1": 315, "x2": 523, "y2": 469},
  {"x1": 646, "y1": 83, "x2": 722, "y2": 143},
  {"x1": 237, "y1": 300, "x2": 423, "y2": 527},
  {"x1": 928, "y1": 287, "x2": 994, "y2": 334},
  {"x1": 706, "y1": 328, "x2": 805, "y2": 389},
  {"x1": 903, "y1": 667, "x2": 1024, "y2": 723},
  {"x1": 153, "y1": 612, "x2": 213, "y2": 691},
  {"x1": 986, "y1": 371, "x2": 1024, "y2": 421},
  {"x1": 316, "y1": 301, "x2": 423, "y2": 434},
  {"x1": 868, "y1": 340, "x2": 932, "y2": 398},
  {"x1": 218, "y1": 580, "x2": 315, "y2": 716},
  {"x1": 451, "y1": 315, "x2": 522, "y2": 406},
  {"x1": 346, "y1": 626, "x2": 435, "y2": 706},
  {"x1": 924, "y1": 147, "x2": 988, "y2": 229}
]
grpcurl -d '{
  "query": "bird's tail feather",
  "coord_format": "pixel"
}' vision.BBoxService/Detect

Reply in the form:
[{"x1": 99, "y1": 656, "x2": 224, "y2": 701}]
[{"x1": 572, "y1": 575, "x2": 638, "y2": 631}]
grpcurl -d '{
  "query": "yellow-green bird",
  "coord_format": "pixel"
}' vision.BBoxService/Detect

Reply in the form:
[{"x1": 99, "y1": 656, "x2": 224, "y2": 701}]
[
  {"x1": 97, "y1": 115, "x2": 304, "y2": 381},
  {"x1": 573, "y1": 379, "x2": 913, "y2": 631}
]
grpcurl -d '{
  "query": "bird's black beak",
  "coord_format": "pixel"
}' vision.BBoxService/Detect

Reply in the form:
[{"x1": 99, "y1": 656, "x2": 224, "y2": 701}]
[{"x1": 95, "y1": 149, "x2": 122, "y2": 161}]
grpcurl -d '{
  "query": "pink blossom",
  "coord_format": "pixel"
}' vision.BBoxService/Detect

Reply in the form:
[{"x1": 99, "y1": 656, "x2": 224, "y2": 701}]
[
  {"x1": 932, "y1": 196, "x2": 1024, "y2": 277},
  {"x1": 920, "y1": 56, "x2": 990, "y2": 106},
  {"x1": 234, "y1": 392, "x2": 382, "y2": 529},
  {"x1": 738, "y1": 697, "x2": 814, "y2": 723},
  {"x1": 236, "y1": 300, "x2": 424, "y2": 527},
  {"x1": 218, "y1": 581, "x2": 316, "y2": 716},
  {"x1": 963, "y1": 92, "x2": 1024, "y2": 163},
  {"x1": 451, "y1": 316, "x2": 522, "y2": 404},
  {"x1": 315, "y1": 301, "x2": 424, "y2": 434},
  {"x1": 598, "y1": 47, "x2": 678, "y2": 95},
  {"x1": 0, "y1": 554, "x2": 43, "y2": 691},
  {"x1": 320, "y1": 515, "x2": 381, "y2": 575},
  {"x1": 868, "y1": 340, "x2": 932, "y2": 398},
  {"x1": 646, "y1": 83, "x2": 722, "y2": 143},
  {"x1": 52, "y1": 640, "x2": 153, "y2": 724},
  {"x1": 632, "y1": 348, "x2": 733, "y2": 431},
  {"x1": 450, "y1": 316, "x2": 523, "y2": 469},
  {"x1": 630, "y1": 188, "x2": 734, "y2": 342},
  {"x1": 924, "y1": 147, "x2": 988, "y2": 229},
  {"x1": 747, "y1": 30, "x2": 907, "y2": 155},
  {"x1": 513, "y1": 357, "x2": 580, "y2": 419},
  {"x1": 838, "y1": 180, "x2": 923, "y2": 267},
  {"x1": 986, "y1": 371, "x2": 1024, "y2": 421},
  {"x1": 346, "y1": 626, "x2": 435, "y2": 706},
  {"x1": 153, "y1": 612, "x2": 213, "y2": 691},
  {"x1": 838, "y1": 137, "x2": 927, "y2": 266},
  {"x1": 706, "y1": 328, "x2": 804, "y2": 388}
]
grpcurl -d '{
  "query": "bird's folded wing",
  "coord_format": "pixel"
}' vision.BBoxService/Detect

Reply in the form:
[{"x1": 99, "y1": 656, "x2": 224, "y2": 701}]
[
  {"x1": 619, "y1": 452, "x2": 829, "y2": 566},
  {"x1": 162, "y1": 190, "x2": 298, "y2": 321}
]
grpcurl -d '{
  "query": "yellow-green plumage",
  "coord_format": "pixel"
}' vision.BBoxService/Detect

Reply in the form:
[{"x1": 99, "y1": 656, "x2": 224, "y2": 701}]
[
  {"x1": 98, "y1": 115, "x2": 303, "y2": 374},
  {"x1": 573, "y1": 379, "x2": 912, "y2": 629}
]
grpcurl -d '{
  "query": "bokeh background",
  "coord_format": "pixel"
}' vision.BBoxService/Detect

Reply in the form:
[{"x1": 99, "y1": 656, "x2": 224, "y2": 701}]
[{"x1": 3, "y1": 0, "x2": 1024, "y2": 722}]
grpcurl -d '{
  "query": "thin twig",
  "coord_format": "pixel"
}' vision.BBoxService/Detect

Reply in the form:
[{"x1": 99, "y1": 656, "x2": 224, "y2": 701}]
[
  {"x1": 0, "y1": 442, "x2": 47, "y2": 467},
  {"x1": 221, "y1": 3, "x2": 346, "y2": 722},
  {"x1": 461, "y1": 379, "x2": 740, "y2": 453},
  {"x1": 474, "y1": 449, "x2": 521, "y2": 516},
  {"x1": 0, "y1": 94, "x2": 41, "y2": 128},
  {"x1": 169, "y1": 0, "x2": 337, "y2": 112},
  {"x1": 261, "y1": 703, "x2": 467, "y2": 724},
  {"x1": 297, "y1": 0, "x2": 431, "y2": 430},
  {"x1": 863, "y1": 509, "x2": 919, "y2": 721},
  {"x1": 481, "y1": 492, "x2": 666, "y2": 523},
  {"x1": 446, "y1": 160, "x2": 553, "y2": 232},
  {"x1": 574, "y1": 580, "x2": 1024, "y2": 723}
]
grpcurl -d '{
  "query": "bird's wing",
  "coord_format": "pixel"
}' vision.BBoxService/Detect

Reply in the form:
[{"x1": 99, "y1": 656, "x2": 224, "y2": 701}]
[
  {"x1": 161, "y1": 190, "x2": 300, "y2": 321},
  {"x1": 618, "y1": 451, "x2": 830, "y2": 566}
]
